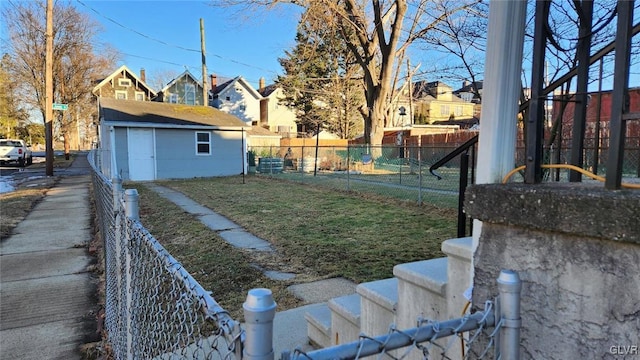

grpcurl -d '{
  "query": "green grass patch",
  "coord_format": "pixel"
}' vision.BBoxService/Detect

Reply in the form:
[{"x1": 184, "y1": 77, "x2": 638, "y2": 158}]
[
  {"x1": 154, "y1": 176, "x2": 457, "y2": 283},
  {"x1": 128, "y1": 184, "x2": 304, "y2": 319}
]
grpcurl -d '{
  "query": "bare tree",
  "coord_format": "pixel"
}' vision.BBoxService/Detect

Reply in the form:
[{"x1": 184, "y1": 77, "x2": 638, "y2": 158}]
[
  {"x1": 2, "y1": 0, "x2": 116, "y2": 151},
  {"x1": 148, "y1": 69, "x2": 181, "y2": 92},
  {"x1": 415, "y1": 0, "x2": 488, "y2": 100},
  {"x1": 0, "y1": 54, "x2": 29, "y2": 139},
  {"x1": 219, "y1": 0, "x2": 480, "y2": 147}
]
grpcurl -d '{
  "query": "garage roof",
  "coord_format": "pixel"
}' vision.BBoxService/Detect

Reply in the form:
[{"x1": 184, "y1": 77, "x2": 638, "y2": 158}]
[{"x1": 99, "y1": 98, "x2": 249, "y2": 129}]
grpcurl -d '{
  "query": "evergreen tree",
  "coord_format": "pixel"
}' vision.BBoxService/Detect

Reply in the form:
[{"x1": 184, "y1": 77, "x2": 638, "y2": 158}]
[{"x1": 277, "y1": 6, "x2": 363, "y2": 139}]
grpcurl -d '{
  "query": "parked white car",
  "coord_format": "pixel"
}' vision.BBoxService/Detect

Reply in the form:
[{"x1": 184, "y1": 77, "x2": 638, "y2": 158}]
[{"x1": 0, "y1": 139, "x2": 33, "y2": 167}]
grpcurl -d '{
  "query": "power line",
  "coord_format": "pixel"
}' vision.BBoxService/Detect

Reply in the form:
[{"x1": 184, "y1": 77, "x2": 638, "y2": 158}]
[
  {"x1": 75, "y1": 0, "x2": 278, "y2": 76},
  {"x1": 76, "y1": 0, "x2": 200, "y2": 53}
]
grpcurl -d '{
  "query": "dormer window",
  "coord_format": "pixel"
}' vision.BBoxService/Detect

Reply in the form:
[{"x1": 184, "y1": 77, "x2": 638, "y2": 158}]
[{"x1": 118, "y1": 78, "x2": 132, "y2": 87}]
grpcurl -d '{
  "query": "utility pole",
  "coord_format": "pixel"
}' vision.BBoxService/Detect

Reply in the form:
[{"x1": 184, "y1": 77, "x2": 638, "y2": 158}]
[
  {"x1": 45, "y1": 0, "x2": 54, "y2": 176},
  {"x1": 200, "y1": 18, "x2": 207, "y2": 107}
]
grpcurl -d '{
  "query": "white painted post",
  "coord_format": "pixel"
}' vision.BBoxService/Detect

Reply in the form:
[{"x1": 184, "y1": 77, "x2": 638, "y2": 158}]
[
  {"x1": 476, "y1": 1, "x2": 527, "y2": 185},
  {"x1": 473, "y1": 0, "x2": 528, "y2": 251}
]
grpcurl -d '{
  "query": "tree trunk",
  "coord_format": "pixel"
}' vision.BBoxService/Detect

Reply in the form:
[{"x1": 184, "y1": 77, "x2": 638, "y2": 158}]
[{"x1": 64, "y1": 137, "x2": 70, "y2": 160}]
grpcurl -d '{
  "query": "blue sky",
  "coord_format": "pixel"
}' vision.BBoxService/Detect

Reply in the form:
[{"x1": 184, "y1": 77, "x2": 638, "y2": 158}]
[{"x1": 75, "y1": 1, "x2": 301, "y2": 89}]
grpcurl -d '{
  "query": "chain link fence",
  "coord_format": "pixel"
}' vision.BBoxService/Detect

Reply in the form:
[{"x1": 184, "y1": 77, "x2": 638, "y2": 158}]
[
  {"x1": 285, "y1": 270, "x2": 522, "y2": 360},
  {"x1": 248, "y1": 145, "x2": 468, "y2": 210},
  {"x1": 89, "y1": 151, "x2": 243, "y2": 360},
  {"x1": 89, "y1": 149, "x2": 521, "y2": 360},
  {"x1": 288, "y1": 303, "x2": 498, "y2": 360},
  {"x1": 250, "y1": 139, "x2": 640, "y2": 209}
]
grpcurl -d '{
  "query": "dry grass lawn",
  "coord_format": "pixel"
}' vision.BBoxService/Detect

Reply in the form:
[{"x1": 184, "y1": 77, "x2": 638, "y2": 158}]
[{"x1": 127, "y1": 175, "x2": 458, "y2": 318}]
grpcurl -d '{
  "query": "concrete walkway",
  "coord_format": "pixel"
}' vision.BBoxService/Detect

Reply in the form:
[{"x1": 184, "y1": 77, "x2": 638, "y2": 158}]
[
  {"x1": 0, "y1": 154, "x2": 96, "y2": 360},
  {"x1": 144, "y1": 183, "x2": 358, "y2": 355}
]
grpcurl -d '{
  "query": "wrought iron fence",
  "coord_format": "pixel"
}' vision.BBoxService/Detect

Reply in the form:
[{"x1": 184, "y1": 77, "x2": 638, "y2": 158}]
[
  {"x1": 515, "y1": 136, "x2": 640, "y2": 181},
  {"x1": 89, "y1": 150, "x2": 243, "y2": 359}
]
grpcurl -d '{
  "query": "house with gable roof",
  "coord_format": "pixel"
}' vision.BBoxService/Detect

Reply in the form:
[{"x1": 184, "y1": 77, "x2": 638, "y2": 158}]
[
  {"x1": 156, "y1": 70, "x2": 207, "y2": 106},
  {"x1": 408, "y1": 80, "x2": 476, "y2": 124},
  {"x1": 453, "y1": 80, "x2": 483, "y2": 104},
  {"x1": 257, "y1": 78, "x2": 298, "y2": 138},
  {"x1": 93, "y1": 65, "x2": 156, "y2": 101},
  {"x1": 210, "y1": 75, "x2": 263, "y2": 126}
]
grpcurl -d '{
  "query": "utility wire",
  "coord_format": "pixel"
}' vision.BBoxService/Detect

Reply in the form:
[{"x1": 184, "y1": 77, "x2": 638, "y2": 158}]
[
  {"x1": 76, "y1": 0, "x2": 199, "y2": 53},
  {"x1": 76, "y1": 0, "x2": 277, "y2": 75}
]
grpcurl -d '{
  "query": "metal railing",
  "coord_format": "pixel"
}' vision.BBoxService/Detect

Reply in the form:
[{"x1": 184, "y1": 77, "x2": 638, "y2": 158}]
[
  {"x1": 285, "y1": 270, "x2": 522, "y2": 360},
  {"x1": 429, "y1": 136, "x2": 478, "y2": 238},
  {"x1": 90, "y1": 150, "x2": 243, "y2": 360}
]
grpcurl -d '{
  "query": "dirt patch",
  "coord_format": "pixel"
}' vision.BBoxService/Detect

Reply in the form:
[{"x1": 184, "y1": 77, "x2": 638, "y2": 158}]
[
  {"x1": 14, "y1": 176, "x2": 58, "y2": 190},
  {"x1": 0, "y1": 178, "x2": 57, "y2": 239}
]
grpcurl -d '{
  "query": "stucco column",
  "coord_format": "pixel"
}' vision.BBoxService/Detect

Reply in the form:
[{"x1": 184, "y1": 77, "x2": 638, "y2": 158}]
[{"x1": 473, "y1": 0, "x2": 527, "y2": 251}]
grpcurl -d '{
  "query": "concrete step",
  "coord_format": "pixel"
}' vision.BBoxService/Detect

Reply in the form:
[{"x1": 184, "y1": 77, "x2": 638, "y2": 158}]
[
  {"x1": 356, "y1": 277, "x2": 398, "y2": 337},
  {"x1": 304, "y1": 304, "x2": 332, "y2": 348},
  {"x1": 441, "y1": 236, "x2": 473, "y2": 261},
  {"x1": 328, "y1": 293, "x2": 361, "y2": 345},
  {"x1": 394, "y1": 257, "x2": 448, "y2": 327},
  {"x1": 441, "y1": 237, "x2": 474, "y2": 319},
  {"x1": 393, "y1": 257, "x2": 448, "y2": 297},
  {"x1": 393, "y1": 257, "x2": 449, "y2": 360}
]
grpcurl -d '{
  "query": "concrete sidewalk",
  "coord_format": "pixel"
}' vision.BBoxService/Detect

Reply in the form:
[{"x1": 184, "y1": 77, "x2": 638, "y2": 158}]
[
  {"x1": 0, "y1": 153, "x2": 96, "y2": 360},
  {"x1": 0, "y1": 154, "x2": 355, "y2": 358}
]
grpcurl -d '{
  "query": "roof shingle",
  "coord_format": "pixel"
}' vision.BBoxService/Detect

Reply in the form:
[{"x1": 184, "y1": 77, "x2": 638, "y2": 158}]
[{"x1": 99, "y1": 98, "x2": 248, "y2": 128}]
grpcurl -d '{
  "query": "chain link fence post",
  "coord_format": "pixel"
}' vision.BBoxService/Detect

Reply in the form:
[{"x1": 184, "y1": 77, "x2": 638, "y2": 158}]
[
  {"x1": 124, "y1": 189, "x2": 139, "y2": 360},
  {"x1": 497, "y1": 270, "x2": 522, "y2": 360},
  {"x1": 300, "y1": 145, "x2": 304, "y2": 181},
  {"x1": 124, "y1": 189, "x2": 139, "y2": 221},
  {"x1": 243, "y1": 288, "x2": 277, "y2": 360},
  {"x1": 418, "y1": 145, "x2": 423, "y2": 205},
  {"x1": 347, "y1": 145, "x2": 351, "y2": 191},
  {"x1": 110, "y1": 177, "x2": 124, "y2": 356}
]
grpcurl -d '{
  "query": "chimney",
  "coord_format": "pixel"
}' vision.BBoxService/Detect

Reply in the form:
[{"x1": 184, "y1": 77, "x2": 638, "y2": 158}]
[
  {"x1": 259, "y1": 77, "x2": 266, "y2": 92},
  {"x1": 140, "y1": 68, "x2": 146, "y2": 82},
  {"x1": 210, "y1": 74, "x2": 217, "y2": 92}
]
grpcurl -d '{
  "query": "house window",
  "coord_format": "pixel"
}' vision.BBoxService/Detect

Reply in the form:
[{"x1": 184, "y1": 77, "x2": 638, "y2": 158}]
[
  {"x1": 225, "y1": 96, "x2": 231, "y2": 101},
  {"x1": 135, "y1": 92, "x2": 145, "y2": 101},
  {"x1": 115, "y1": 90, "x2": 127, "y2": 100},
  {"x1": 196, "y1": 132, "x2": 211, "y2": 155},
  {"x1": 454, "y1": 106, "x2": 463, "y2": 116},
  {"x1": 440, "y1": 105, "x2": 450, "y2": 116},
  {"x1": 118, "y1": 78, "x2": 132, "y2": 87},
  {"x1": 185, "y1": 83, "x2": 196, "y2": 105},
  {"x1": 169, "y1": 93, "x2": 178, "y2": 103}
]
